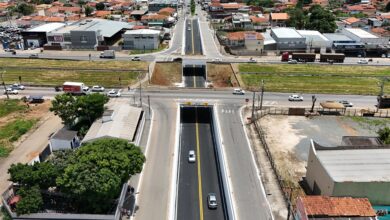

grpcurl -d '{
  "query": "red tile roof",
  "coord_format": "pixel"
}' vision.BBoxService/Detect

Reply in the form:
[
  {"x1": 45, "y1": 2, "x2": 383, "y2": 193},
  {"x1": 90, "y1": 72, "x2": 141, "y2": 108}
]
[
  {"x1": 343, "y1": 17, "x2": 361, "y2": 24},
  {"x1": 270, "y1": 12, "x2": 289, "y2": 20},
  {"x1": 94, "y1": 10, "x2": 111, "y2": 17},
  {"x1": 141, "y1": 14, "x2": 168, "y2": 20},
  {"x1": 300, "y1": 196, "x2": 376, "y2": 217},
  {"x1": 59, "y1": 6, "x2": 82, "y2": 13},
  {"x1": 45, "y1": 16, "x2": 65, "y2": 22},
  {"x1": 227, "y1": 31, "x2": 264, "y2": 41},
  {"x1": 220, "y1": 3, "x2": 242, "y2": 9},
  {"x1": 250, "y1": 16, "x2": 268, "y2": 23},
  {"x1": 158, "y1": 7, "x2": 176, "y2": 15}
]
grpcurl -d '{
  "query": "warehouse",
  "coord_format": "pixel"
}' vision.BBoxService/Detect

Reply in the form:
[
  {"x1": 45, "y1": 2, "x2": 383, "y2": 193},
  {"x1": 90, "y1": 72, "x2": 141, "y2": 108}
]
[
  {"x1": 341, "y1": 28, "x2": 388, "y2": 48},
  {"x1": 297, "y1": 30, "x2": 330, "y2": 52},
  {"x1": 305, "y1": 138, "x2": 390, "y2": 205},
  {"x1": 122, "y1": 29, "x2": 161, "y2": 50},
  {"x1": 323, "y1": 33, "x2": 364, "y2": 55},
  {"x1": 21, "y1": 22, "x2": 65, "y2": 48},
  {"x1": 270, "y1": 27, "x2": 306, "y2": 51}
]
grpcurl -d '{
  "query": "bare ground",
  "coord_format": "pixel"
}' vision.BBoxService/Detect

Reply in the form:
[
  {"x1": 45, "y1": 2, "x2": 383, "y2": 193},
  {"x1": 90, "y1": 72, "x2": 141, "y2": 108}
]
[
  {"x1": 207, "y1": 63, "x2": 235, "y2": 88},
  {"x1": 151, "y1": 62, "x2": 181, "y2": 86}
]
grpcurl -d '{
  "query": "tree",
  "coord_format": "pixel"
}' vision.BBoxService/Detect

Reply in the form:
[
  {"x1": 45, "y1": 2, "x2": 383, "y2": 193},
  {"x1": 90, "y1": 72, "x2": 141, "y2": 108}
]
[
  {"x1": 56, "y1": 138, "x2": 145, "y2": 213},
  {"x1": 15, "y1": 186, "x2": 43, "y2": 215},
  {"x1": 84, "y1": 5, "x2": 93, "y2": 16},
  {"x1": 378, "y1": 127, "x2": 390, "y2": 144},
  {"x1": 305, "y1": 5, "x2": 337, "y2": 33},
  {"x1": 8, "y1": 162, "x2": 59, "y2": 189},
  {"x1": 50, "y1": 94, "x2": 78, "y2": 127},
  {"x1": 95, "y1": 2, "x2": 105, "y2": 10},
  {"x1": 286, "y1": 8, "x2": 306, "y2": 29},
  {"x1": 15, "y1": 3, "x2": 34, "y2": 16},
  {"x1": 385, "y1": 1, "x2": 390, "y2": 12}
]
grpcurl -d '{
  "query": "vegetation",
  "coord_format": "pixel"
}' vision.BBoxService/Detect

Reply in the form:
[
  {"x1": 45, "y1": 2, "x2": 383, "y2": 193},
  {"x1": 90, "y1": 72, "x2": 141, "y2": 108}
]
[
  {"x1": 246, "y1": 0, "x2": 274, "y2": 8},
  {"x1": 95, "y1": 2, "x2": 105, "y2": 10},
  {"x1": 378, "y1": 127, "x2": 390, "y2": 144},
  {"x1": 286, "y1": 5, "x2": 336, "y2": 33},
  {"x1": 8, "y1": 138, "x2": 145, "y2": 215},
  {"x1": 84, "y1": 6, "x2": 94, "y2": 17},
  {"x1": 50, "y1": 93, "x2": 108, "y2": 128},
  {"x1": 191, "y1": 0, "x2": 195, "y2": 15},
  {"x1": 239, "y1": 63, "x2": 390, "y2": 95},
  {"x1": 14, "y1": 3, "x2": 35, "y2": 15},
  {"x1": 0, "y1": 99, "x2": 27, "y2": 118},
  {"x1": 386, "y1": 1, "x2": 390, "y2": 12},
  {"x1": 0, "y1": 119, "x2": 37, "y2": 142}
]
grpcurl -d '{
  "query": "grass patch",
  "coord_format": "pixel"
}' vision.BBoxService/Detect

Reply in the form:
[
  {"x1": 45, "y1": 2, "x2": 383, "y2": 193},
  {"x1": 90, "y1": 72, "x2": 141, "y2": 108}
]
[
  {"x1": 151, "y1": 62, "x2": 182, "y2": 86},
  {"x1": 2, "y1": 69, "x2": 141, "y2": 87},
  {"x1": 0, "y1": 58, "x2": 148, "y2": 70},
  {"x1": 0, "y1": 118, "x2": 38, "y2": 142},
  {"x1": 239, "y1": 63, "x2": 390, "y2": 95},
  {"x1": 0, "y1": 99, "x2": 27, "y2": 117},
  {"x1": 347, "y1": 116, "x2": 390, "y2": 130}
]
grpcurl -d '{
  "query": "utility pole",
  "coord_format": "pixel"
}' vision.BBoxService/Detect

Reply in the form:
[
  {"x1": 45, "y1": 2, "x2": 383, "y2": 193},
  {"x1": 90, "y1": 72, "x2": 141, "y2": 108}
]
[
  {"x1": 139, "y1": 77, "x2": 142, "y2": 107},
  {"x1": 259, "y1": 79, "x2": 264, "y2": 110},
  {"x1": 147, "y1": 95, "x2": 151, "y2": 119},
  {"x1": 1, "y1": 70, "x2": 9, "y2": 100},
  {"x1": 251, "y1": 91, "x2": 255, "y2": 122}
]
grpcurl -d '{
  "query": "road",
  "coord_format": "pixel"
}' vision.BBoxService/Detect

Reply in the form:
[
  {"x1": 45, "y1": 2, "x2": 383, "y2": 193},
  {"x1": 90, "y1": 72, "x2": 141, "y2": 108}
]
[
  {"x1": 185, "y1": 18, "x2": 203, "y2": 55},
  {"x1": 177, "y1": 106, "x2": 225, "y2": 220},
  {"x1": 183, "y1": 65, "x2": 206, "y2": 88}
]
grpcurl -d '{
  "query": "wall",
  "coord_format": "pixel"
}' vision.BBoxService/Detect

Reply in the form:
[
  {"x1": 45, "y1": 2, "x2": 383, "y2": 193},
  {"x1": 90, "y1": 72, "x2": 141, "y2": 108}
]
[
  {"x1": 305, "y1": 142, "x2": 335, "y2": 196},
  {"x1": 122, "y1": 33, "x2": 159, "y2": 50},
  {"x1": 70, "y1": 30, "x2": 97, "y2": 49},
  {"x1": 50, "y1": 138, "x2": 72, "y2": 151},
  {"x1": 333, "y1": 182, "x2": 390, "y2": 205},
  {"x1": 245, "y1": 38, "x2": 263, "y2": 51}
]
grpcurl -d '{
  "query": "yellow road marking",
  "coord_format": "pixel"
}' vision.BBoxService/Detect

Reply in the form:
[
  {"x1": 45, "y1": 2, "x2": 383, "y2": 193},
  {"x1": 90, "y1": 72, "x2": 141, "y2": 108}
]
[
  {"x1": 193, "y1": 64, "x2": 197, "y2": 88},
  {"x1": 195, "y1": 108, "x2": 204, "y2": 220},
  {"x1": 191, "y1": 19, "x2": 195, "y2": 55}
]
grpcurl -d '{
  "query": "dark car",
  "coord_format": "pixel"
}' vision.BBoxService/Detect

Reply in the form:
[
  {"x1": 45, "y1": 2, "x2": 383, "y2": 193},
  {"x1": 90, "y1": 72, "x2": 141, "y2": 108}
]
[{"x1": 28, "y1": 95, "x2": 44, "y2": 104}]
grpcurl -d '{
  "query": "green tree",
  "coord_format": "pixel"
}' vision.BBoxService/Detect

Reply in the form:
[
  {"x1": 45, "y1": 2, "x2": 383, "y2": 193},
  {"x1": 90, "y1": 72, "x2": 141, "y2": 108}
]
[
  {"x1": 50, "y1": 94, "x2": 78, "y2": 127},
  {"x1": 84, "y1": 5, "x2": 93, "y2": 16},
  {"x1": 76, "y1": 93, "x2": 108, "y2": 125},
  {"x1": 56, "y1": 138, "x2": 145, "y2": 213},
  {"x1": 95, "y1": 2, "x2": 105, "y2": 10},
  {"x1": 8, "y1": 162, "x2": 59, "y2": 189},
  {"x1": 15, "y1": 186, "x2": 43, "y2": 215},
  {"x1": 378, "y1": 127, "x2": 390, "y2": 144},
  {"x1": 15, "y1": 3, "x2": 34, "y2": 15},
  {"x1": 286, "y1": 8, "x2": 306, "y2": 29},
  {"x1": 191, "y1": 0, "x2": 195, "y2": 15},
  {"x1": 305, "y1": 5, "x2": 337, "y2": 33},
  {"x1": 385, "y1": 1, "x2": 390, "y2": 12}
]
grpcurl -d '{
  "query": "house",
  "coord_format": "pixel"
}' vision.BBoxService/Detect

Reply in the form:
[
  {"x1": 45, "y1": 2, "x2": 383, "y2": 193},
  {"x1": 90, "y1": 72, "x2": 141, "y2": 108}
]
[
  {"x1": 345, "y1": 5, "x2": 376, "y2": 15},
  {"x1": 250, "y1": 14, "x2": 269, "y2": 30},
  {"x1": 270, "y1": 27, "x2": 306, "y2": 51},
  {"x1": 94, "y1": 10, "x2": 112, "y2": 18},
  {"x1": 231, "y1": 13, "x2": 252, "y2": 29},
  {"x1": 295, "y1": 196, "x2": 377, "y2": 220},
  {"x1": 130, "y1": 10, "x2": 148, "y2": 20},
  {"x1": 367, "y1": 18, "x2": 382, "y2": 27},
  {"x1": 148, "y1": 0, "x2": 178, "y2": 12},
  {"x1": 49, "y1": 127, "x2": 80, "y2": 151},
  {"x1": 342, "y1": 17, "x2": 366, "y2": 28},
  {"x1": 226, "y1": 31, "x2": 264, "y2": 54},
  {"x1": 220, "y1": 3, "x2": 242, "y2": 13},
  {"x1": 122, "y1": 29, "x2": 161, "y2": 50},
  {"x1": 158, "y1": 7, "x2": 176, "y2": 16},
  {"x1": 306, "y1": 138, "x2": 390, "y2": 205},
  {"x1": 270, "y1": 13, "x2": 289, "y2": 27},
  {"x1": 141, "y1": 14, "x2": 169, "y2": 27}
]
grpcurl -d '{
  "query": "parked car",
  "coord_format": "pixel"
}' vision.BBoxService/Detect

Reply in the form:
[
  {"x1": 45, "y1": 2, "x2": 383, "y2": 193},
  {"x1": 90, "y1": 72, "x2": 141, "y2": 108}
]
[
  {"x1": 107, "y1": 89, "x2": 121, "y2": 97},
  {"x1": 29, "y1": 54, "x2": 38, "y2": 59},
  {"x1": 357, "y1": 59, "x2": 368, "y2": 64},
  {"x1": 131, "y1": 56, "x2": 141, "y2": 61},
  {"x1": 11, "y1": 83, "x2": 25, "y2": 90},
  {"x1": 4, "y1": 88, "x2": 18, "y2": 94},
  {"x1": 288, "y1": 94, "x2": 303, "y2": 101},
  {"x1": 91, "y1": 85, "x2": 105, "y2": 92},
  {"x1": 339, "y1": 100, "x2": 353, "y2": 107},
  {"x1": 188, "y1": 150, "x2": 196, "y2": 163},
  {"x1": 288, "y1": 59, "x2": 298, "y2": 64},
  {"x1": 212, "y1": 58, "x2": 222, "y2": 62},
  {"x1": 207, "y1": 193, "x2": 218, "y2": 209},
  {"x1": 27, "y1": 95, "x2": 44, "y2": 103},
  {"x1": 233, "y1": 88, "x2": 245, "y2": 95}
]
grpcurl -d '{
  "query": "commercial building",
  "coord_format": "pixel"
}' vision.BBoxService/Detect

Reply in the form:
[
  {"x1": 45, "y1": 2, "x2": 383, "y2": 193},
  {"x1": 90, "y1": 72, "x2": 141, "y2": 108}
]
[
  {"x1": 21, "y1": 22, "x2": 65, "y2": 48},
  {"x1": 341, "y1": 28, "x2": 388, "y2": 48},
  {"x1": 122, "y1": 29, "x2": 161, "y2": 50},
  {"x1": 270, "y1": 27, "x2": 306, "y2": 51},
  {"x1": 295, "y1": 196, "x2": 377, "y2": 220},
  {"x1": 306, "y1": 138, "x2": 390, "y2": 205},
  {"x1": 297, "y1": 30, "x2": 330, "y2": 52},
  {"x1": 226, "y1": 31, "x2": 264, "y2": 55},
  {"x1": 323, "y1": 33, "x2": 364, "y2": 55}
]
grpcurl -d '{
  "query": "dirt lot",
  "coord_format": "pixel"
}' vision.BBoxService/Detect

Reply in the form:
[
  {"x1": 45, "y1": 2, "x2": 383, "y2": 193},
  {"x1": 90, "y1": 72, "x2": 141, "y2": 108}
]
[
  {"x1": 259, "y1": 115, "x2": 378, "y2": 184},
  {"x1": 207, "y1": 63, "x2": 235, "y2": 87},
  {"x1": 151, "y1": 62, "x2": 182, "y2": 86}
]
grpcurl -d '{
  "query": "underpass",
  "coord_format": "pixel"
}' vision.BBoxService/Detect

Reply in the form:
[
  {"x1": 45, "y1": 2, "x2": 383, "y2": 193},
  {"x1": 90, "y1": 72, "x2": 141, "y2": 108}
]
[
  {"x1": 182, "y1": 60, "x2": 206, "y2": 88},
  {"x1": 177, "y1": 106, "x2": 227, "y2": 220}
]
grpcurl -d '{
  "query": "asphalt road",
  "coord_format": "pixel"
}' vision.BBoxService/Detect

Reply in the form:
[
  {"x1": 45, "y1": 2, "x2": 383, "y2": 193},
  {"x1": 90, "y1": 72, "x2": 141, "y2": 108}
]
[
  {"x1": 185, "y1": 18, "x2": 202, "y2": 55},
  {"x1": 183, "y1": 65, "x2": 206, "y2": 88},
  {"x1": 177, "y1": 106, "x2": 225, "y2": 220}
]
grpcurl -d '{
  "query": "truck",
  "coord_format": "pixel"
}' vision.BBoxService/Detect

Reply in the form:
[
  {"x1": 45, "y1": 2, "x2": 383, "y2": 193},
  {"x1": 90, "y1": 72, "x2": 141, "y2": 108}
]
[
  {"x1": 99, "y1": 50, "x2": 115, "y2": 59},
  {"x1": 281, "y1": 52, "x2": 290, "y2": 62},
  {"x1": 320, "y1": 53, "x2": 345, "y2": 63},
  {"x1": 378, "y1": 95, "x2": 390, "y2": 109},
  {"x1": 291, "y1": 53, "x2": 316, "y2": 62},
  {"x1": 63, "y1": 82, "x2": 89, "y2": 95}
]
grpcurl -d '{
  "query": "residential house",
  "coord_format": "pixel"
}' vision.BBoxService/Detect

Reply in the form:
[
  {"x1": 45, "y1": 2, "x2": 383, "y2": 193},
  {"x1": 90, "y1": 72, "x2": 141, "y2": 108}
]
[
  {"x1": 232, "y1": 13, "x2": 253, "y2": 29},
  {"x1": 130, "y1": 10, "x2": 148, "y2": 20},
  {"x1": 148, "y1": 0, "x2": 178, "y2": 12},
  {"x1": 226, "y1": 31, "x2": 264, "y2": 54},
  {"x1": 345, "y1": 5, "x2": 376, "y2": 15},
  {"x1": 208, "y1": 3, "x2": 225, "y2": 19},
  {"x1": 368, "y1": 18, "x2": 382, "y2": 27},
  {"x1": 295, "y1": 196, "x2": 377, "y2": 220},
  {"x1": 342, "y1": 17, "x2": 366, "y2": 27},
  {"x1": 270, "y1": 13, "x2": 289, "y2": 27},
  {"x1": 49, "y1": 127, "x2": 80, "y2": 151},
  {"x1": 58, "y1": 6, "x2": 82, "y2": 14},
  {"x1": 141, "y1": 14, "x2": 168, "y2": 27},
  {"x1": 158, "y1": 7, "x2": 176, "y2": 16},
  {"x1": 94, "y1": 10, "x2": 112, "y2": 18},
  {"x1": 250, "y1": 14, "x2": 269, "y2": 30},
  {"x1": 220, "y1": 3, "x2": 242, "y2": 13}
]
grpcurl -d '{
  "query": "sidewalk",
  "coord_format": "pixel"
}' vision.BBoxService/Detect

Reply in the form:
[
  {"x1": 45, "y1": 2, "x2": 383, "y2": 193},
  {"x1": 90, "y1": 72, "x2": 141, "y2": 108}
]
[{"x1": 0, "y1": 113, "x2": 62, "y2": 194}]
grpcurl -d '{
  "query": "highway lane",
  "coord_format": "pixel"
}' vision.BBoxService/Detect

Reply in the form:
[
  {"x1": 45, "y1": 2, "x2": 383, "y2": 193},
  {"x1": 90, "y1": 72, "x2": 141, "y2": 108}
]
[
  {"x1": 185, "y1": 18, "x2": 202, "y2": 55},
  {"x1": 177, "y1": 106, "x2": 225, "y2": 220},
  {"x1": 183, "y1": 65, "x2": 206, "y2": 88},
  {"x1": 192, "y1": 19, "x2": 202, "y2": 55}
]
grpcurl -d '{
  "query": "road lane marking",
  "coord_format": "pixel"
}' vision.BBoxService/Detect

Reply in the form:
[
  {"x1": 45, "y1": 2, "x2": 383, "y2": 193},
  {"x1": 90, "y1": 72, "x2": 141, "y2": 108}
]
[
  {"x1": 195, "y1": 108, "x2": 204, "y2": 220},
  {"x1": 193, "y1": 65, "x2": 197, "y2": 88},
  {"x1": 191, "y1": 19, "x2": 195, "y2": 55}
]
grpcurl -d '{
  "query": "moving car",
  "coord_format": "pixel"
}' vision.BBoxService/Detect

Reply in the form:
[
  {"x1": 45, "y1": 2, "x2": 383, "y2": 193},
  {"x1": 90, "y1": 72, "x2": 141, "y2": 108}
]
[
  {"x1": 339, "y1": 100, "x2": 353, "y2": 107},
  {"x1": 288, "y1": 94, "x2": 303, "y2": 101},
  {"x1": 187, "y1": 27, "x2": 191, "y2": 31},
  {"x1": 288, "y1": 59, "x2": 298, "y2": 64},
  {"x1": 131, "y1": 56, "x2": 141, "y2": 61},
  {"x1": 4, "y1": 88, "x2": 18, "y2": 94},
  {"x1": 357, "y1": 59, "x2": 368, "y2": 64},
  {"x1": 233, "y1": 88, "x2": 245, "y2": 95},
  {"x1": 29, "y1": 54, "x2": 39, "y2": 59},
  {"x1": 212, "y1": 58, "x2": 222, "y2": 62},
  {"x1": 207, "y1": 193, "x2": 218, "y2": 209},
  {"x1": 248, "y1": 57, "x2": 256, "y2": 63},
  {"x1": 188, "y1": 150, "x2": 196, "y2": 163},
  {"x1": 11, "y1": 83, "x2": 25, "y2": 90},
  {"x1": 91, "y1": 85, "x2": 105, "y2": 92},
  {"x1": 107, "y1": 89, "x2": 121, "y2": 97}
]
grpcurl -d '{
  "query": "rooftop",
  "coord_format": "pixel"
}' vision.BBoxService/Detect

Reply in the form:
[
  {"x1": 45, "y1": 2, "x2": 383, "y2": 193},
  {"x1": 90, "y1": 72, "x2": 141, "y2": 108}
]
[
  {"x1": 344, "y1": 28, "x2": 378, "y2": 39},
  {"x1": 124, "y1": 29, "x2": 161, "y2": 35},
  {"x1": 271, "y1": 27, "x2": 304, "y2": 39},
  {"x1": 299, "y1": 196, "x2": 376, "y2": 217},
  {"x1": 51, "y1": 127, "x2": 78, "y2": 141},
  {"x1": 311, "y1": 140, "x2": 390, "y2": 182},
  {"x1": 343, "y1": 17, "x2": 361, "y2": 25},
  {"x1": 270, "y1": 12, "x2": 289, "y2": 20},
  {"x1": 323, "y1": 33, "x2": 354, "y2": 42},
  {"x1": 227, "y1": 31, "x2": 264, "y2": 41},
  {"x1": 82, "y1": 104, "x2": 142, "y2": 143},
  {"x1": 71, "y1": 19, "x2": 132, "y2": 38},
  {"x1": 297, "y1": 30, "x2": 329, "y2": 42},
  {"x1": 27, "y1": 22, "x2": 66, "y2": 32}
]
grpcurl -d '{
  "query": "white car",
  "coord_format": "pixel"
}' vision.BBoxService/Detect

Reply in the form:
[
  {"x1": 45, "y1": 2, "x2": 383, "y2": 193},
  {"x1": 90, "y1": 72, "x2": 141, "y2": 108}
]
[
  {"x1": 212, "y1": 58, "x2": 222, "y2": 62},
  {"x1": 131, "y1": 56, "x2": 141, "y2": 61},
  {"x1": 11, "y1": 83, "x2": 25, "y2": 90},
  {"x1": 91, "y1": 85, "x2": 105, "y2": 92},
  {"x1": 248, "y1": 58, "x2": 256, "y2": 63},
  {"x1": 288, "y1": 59, "x2": 298, "y2": 64},
  {"x1": 4, "y1": 88, "x2": 18, "y2": 95},
  {"x1": 288, "y1": 94, "x2": 303, "y2": 101},
  {"x1": 188, "y1": 150, "x2": 196, "y2": 163},
  {"x1": 233, "y1": 88, "x2": 245, "y2": 95},
  {"x1": 207, "y1": 193, "x2": 218, "y2": 209},
  {"x1": 107, "y1": 89, "x2": 121, "y2": 97},
  {"x1": 357, "y1": 59, "x2": 368, "y2": 64},
  {"x1": 339, "y1": 100, "x2": 353, "y2": 107}
]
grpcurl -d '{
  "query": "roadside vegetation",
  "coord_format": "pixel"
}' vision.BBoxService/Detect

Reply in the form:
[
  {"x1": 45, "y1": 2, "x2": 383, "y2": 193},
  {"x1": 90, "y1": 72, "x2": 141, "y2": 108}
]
[
  {"x1": 239, "y1": 63, "x2": 390, "y2": 95},
  {"x1": 190, "y1": 0, "x2": 195, "y2": 15},
  {"x1": 151, "y1": 62, "x2": 182, "y2": 86},
  {"x1": 0, "y1": 99, "x2": 27, "y2": 117}
]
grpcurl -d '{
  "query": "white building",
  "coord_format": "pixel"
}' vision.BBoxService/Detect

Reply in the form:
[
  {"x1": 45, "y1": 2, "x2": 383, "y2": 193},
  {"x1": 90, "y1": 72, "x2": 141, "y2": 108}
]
[
  {"x1": 49, "y1": 127, "x2": 80, "y2": 151},
  {"x1": 297, "y1": 30, "x2": 330, "y2": 52},
  {"x1": 270, "y1": 27, "x2": 306, "y2": 51},
  {"x1": 122, "y1": 29, "x2": 161, "y2": 50},
  {"x1": 341, "y1": 28, "x2": 388, "y2": 48}
]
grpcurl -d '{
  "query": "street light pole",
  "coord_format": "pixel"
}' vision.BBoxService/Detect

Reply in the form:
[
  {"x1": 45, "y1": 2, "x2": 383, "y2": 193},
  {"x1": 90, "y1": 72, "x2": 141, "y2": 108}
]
[
  {"x1": 138, "y1": 76, "x2": 142, "y2": 107},
  {"x1": 1, "y1": 70, "x2": 9, "y2": 100},
  {"x1": 260, "y1": 79, "x2": 264, "y2": 110}
]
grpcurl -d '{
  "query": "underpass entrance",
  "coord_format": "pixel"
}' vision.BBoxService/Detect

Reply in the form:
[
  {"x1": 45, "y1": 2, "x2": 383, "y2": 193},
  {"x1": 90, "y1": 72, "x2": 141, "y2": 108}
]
[{"x1": 182, "y1": 60, "x2": 207, "y2": 88}]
